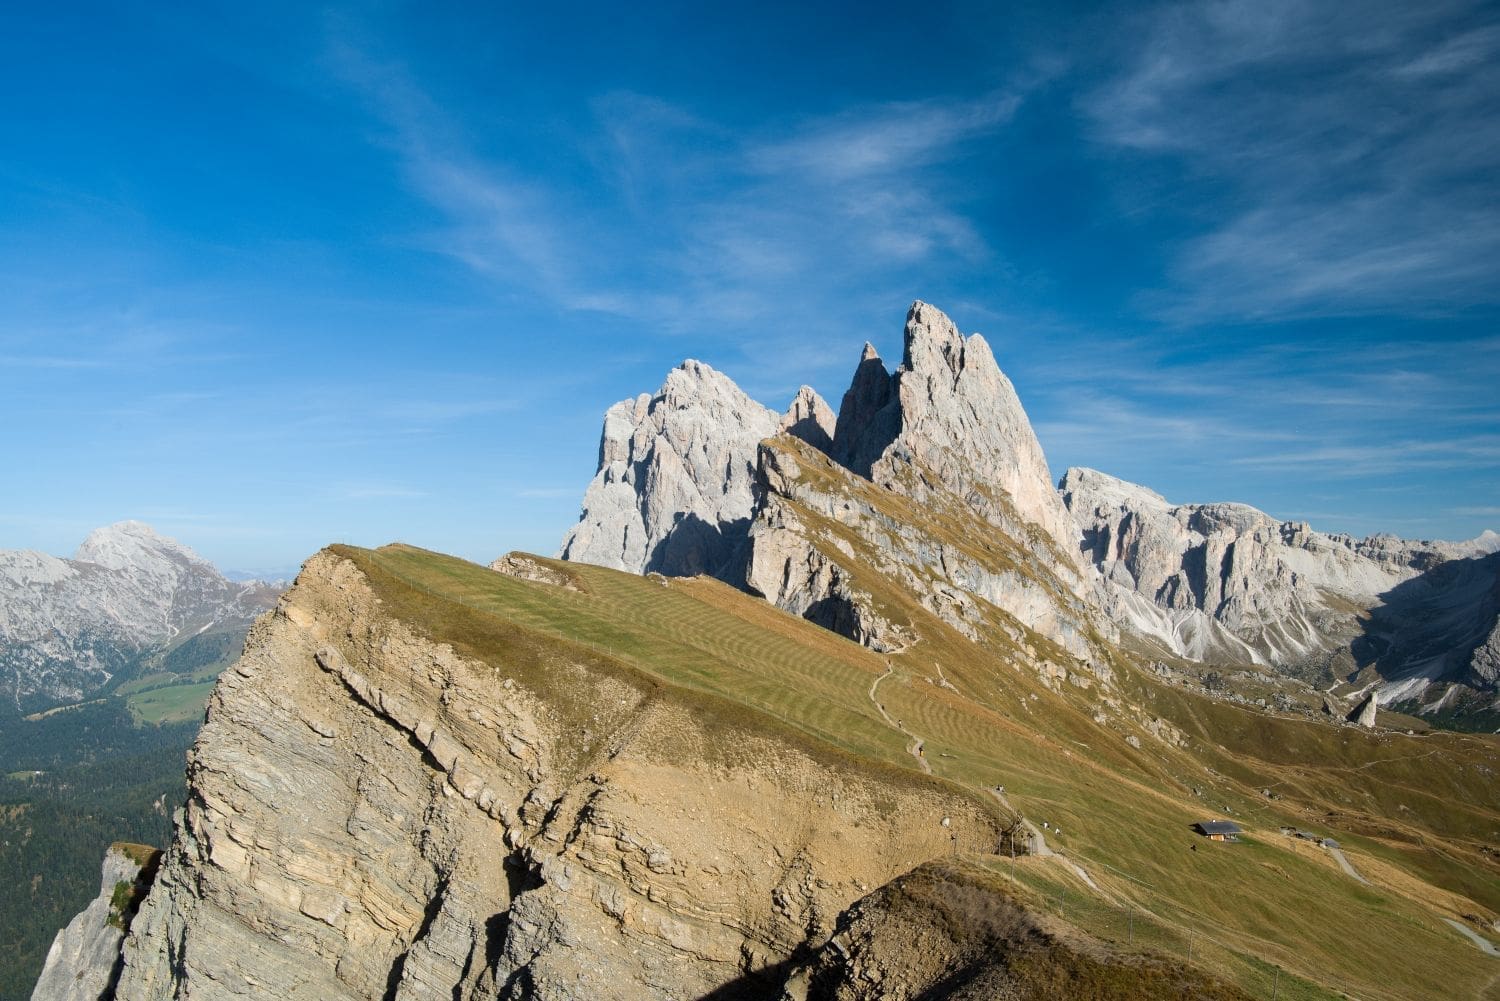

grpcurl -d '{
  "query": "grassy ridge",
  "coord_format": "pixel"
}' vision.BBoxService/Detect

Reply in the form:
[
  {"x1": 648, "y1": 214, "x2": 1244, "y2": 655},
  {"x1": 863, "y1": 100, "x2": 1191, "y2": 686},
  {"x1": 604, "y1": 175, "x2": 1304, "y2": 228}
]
[
  {"x1": 333, "y1": 544, "x2": 1002, "y2": 817},
  {"x1": 333, "y1": 541, "x2": 1500, "y2": 1001}
]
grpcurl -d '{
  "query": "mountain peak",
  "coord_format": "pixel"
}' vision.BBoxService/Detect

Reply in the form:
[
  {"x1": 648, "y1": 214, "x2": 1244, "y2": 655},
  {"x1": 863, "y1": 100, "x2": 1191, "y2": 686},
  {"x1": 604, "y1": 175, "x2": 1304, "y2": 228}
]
[
  {"x1": 830, "y1": 302, "x2": 1083, "y2": 567},
  {"x1": 901, "y1": 300, "x2": 968, "y2": 379},
  {"x1": 559, "y1": 360, "x2": 780, "y2": 576},
  {"x1": 74, "y1": 521, "x2": 212, "y2": 574}
]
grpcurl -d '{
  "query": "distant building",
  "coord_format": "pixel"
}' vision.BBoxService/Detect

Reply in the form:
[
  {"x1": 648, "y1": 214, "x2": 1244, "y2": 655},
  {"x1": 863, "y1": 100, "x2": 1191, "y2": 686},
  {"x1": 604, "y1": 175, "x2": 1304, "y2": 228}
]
[{"x1": 1193, "y1": 820, "x2": 1243, "y2": 842}]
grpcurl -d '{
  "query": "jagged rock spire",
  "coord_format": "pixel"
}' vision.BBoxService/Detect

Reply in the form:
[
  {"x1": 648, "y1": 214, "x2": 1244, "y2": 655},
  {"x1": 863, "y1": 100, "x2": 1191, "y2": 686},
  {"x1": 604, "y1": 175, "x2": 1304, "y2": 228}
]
[{"x1": 829, "y1": 301, "x2": 1083, "y2": 571}]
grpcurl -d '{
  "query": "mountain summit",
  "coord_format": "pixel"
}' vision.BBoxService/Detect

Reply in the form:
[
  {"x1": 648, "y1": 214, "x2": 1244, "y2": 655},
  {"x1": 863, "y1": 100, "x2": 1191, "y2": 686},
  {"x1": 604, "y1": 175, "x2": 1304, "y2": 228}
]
[
  {"x1": 830, "y1": 301, "x2": 1083, "y2": 574},
  {"x1": 0, "y1": 522, "x2": 279, "y2": 710}
]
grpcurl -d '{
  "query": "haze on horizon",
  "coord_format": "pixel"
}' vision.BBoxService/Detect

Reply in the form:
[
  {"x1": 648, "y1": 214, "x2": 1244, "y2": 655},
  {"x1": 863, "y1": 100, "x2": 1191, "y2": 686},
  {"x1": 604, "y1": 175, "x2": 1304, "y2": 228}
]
[{"x1": 1, "y1": 0, "x2": 1496, "y2": 571}]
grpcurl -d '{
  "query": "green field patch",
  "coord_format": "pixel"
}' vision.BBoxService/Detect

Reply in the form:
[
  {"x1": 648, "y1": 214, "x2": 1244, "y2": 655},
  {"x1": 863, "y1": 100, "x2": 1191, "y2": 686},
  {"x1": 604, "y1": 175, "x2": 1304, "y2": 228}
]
[{"x1": 125, "y1": 680, "x2": 217, "y2": 725}]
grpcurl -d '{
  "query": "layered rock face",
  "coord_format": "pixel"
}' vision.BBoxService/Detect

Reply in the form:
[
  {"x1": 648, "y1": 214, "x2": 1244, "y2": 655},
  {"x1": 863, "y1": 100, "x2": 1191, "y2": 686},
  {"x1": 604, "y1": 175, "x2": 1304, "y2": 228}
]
[
  {"x1": 558, "y1": 361, "x2": 780, "y2": 578},
  {"x1": 744, "y1": 435, "x2": 1102, "y2": 669},
  {"x1": 0, "y1": 522, "x2": 279, "y2": 710},
  {"x1": 106, "y1": 550, "x2": 1002, "y2": 1001},
  {"x1": 1062, "y1": 466, "x2": 1500, "y2": 703}
]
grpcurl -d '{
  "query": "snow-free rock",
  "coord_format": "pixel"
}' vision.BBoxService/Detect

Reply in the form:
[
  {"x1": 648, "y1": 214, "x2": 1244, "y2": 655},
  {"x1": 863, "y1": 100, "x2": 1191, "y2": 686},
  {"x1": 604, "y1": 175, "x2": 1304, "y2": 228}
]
[
  {"x1": 558, "y1": 361, "x2": 779, "y2": 578},
  {"x1": 30, "y1": 844, "x2": 158, "y2": 1001},
  {"x1": 831, "y1": 303, "x2": 1083, "y2": 575},
  {"x1": 779, "y1": 385, "x2": 836, "y2": 456},
  {"x1": 0, "y1": 523, "x2": 279, "y2": 710},
  {"x1": 1060, "y1": 466, "x2": 1500, "y2": 706}
]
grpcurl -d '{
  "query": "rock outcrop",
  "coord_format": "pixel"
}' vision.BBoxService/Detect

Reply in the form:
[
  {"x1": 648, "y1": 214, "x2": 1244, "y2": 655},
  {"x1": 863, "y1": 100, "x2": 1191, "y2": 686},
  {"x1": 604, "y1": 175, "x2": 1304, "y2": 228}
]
[
  {"x1": 744, "y1": 435, "x2": 1103, "y2": 670},
  {"x1": 779, "y1": 386, "x2": 836, "y2": 456},
  {"x1": 30, "y1": 844, "x2": 158, "y2": 1001},
  {"x1": 742, "y1": 304, "x2": 1103, "y2": 668},
  {"x1": 558, "y1": 361, "x2": 779, "y2": 578},
  {"x1": 560, "y1": 302, "x2": 1108, "y2": 674},
  {"x1": 101, "y1": 550, "x2": 1004, "y2": 1001},
  {"x1": 1354, "y1": 692, "x2": 1379, "y2": 728},
  {"x1": 781, "y1": 862, "x2": 1251, "y2": 1001},
  {"x1": 0, "y1": 522, "x2": 279, "y2": 711}
]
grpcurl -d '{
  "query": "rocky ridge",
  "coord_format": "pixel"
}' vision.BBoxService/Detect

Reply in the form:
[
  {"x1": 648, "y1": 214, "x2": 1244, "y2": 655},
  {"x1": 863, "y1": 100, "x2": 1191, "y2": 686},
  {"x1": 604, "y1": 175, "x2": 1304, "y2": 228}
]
[
  {"x1": 0, "y1": 522, "x2": 280, "y2": 710},
  {"x1": 554, "y1": 304, "x2": 1496, "y2": 715},
  {"x1": 96, "y1": 549, "x2": 1005, "y2": 1001},
  {"x1": 1061, "y1": 466, "x2": 1500, "y2": 708}
]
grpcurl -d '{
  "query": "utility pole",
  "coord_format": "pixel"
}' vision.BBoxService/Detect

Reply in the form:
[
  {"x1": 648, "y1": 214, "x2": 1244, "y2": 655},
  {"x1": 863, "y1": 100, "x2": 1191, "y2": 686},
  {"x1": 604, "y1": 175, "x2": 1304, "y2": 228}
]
[{"x1": 1127, "y1": 905, "x2": 1134, "y2": 945}]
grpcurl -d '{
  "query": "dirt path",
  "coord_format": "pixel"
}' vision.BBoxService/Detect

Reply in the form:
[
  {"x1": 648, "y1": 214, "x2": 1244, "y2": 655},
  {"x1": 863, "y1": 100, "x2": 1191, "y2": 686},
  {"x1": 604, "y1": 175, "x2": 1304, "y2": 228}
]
[
  {"x1": 870, "y1": 664, "x2": 931, "y2": 774},
  {"x1": 1444, "y1": 919, "x2": 1500, "y2": 958},
  {"x1": 1325, "y1": 844, "x2": 1370, "y2": 885}
]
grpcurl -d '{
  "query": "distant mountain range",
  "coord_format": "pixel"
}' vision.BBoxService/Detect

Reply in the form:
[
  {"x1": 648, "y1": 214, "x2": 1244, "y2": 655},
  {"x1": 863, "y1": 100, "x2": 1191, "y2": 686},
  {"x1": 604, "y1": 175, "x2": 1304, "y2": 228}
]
[{"x1": 0, "y1": 522, "x2": 282, "y2": 712}]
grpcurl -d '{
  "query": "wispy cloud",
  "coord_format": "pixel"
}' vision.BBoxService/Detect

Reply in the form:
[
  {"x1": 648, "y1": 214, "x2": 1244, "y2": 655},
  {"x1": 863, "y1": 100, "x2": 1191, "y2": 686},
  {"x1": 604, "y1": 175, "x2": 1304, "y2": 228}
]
[
  {"x1": 748, "y1": 92, "x2": 1019, "y2": 180},
  {"x1": 328, "y1": 34, "x2": 1028, "y2": 387},
  {"x1": 1086, "y1": 0, "x2": 1500, "y2": 322},
  {"x1": 1232, "y1": 436, "x2": 1500, "y2": 476}
]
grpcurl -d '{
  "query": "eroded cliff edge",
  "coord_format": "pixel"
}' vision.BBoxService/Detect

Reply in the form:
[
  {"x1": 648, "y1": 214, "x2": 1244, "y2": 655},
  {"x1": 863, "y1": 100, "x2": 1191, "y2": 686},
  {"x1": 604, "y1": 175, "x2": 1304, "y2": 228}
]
[{"x1": 107, "y1": 548, "x2": 1004, "y2": 1000}]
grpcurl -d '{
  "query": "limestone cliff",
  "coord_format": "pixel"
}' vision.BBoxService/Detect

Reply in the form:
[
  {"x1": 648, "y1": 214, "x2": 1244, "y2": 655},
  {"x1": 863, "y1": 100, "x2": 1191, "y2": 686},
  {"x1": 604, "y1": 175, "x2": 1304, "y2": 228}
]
[
  {"x1": 103, "y1": 549, "x2": 1004, "y2": 1000},
  {"x1": 742, "y1": 304, "x2": 1107, "y2": 673},
  {"x1": 835, "y1": 302, "x2": 1084, "y2": 581},
  {"x1": 561, "y1": 302, "x2": 1106, "y2": 675}
]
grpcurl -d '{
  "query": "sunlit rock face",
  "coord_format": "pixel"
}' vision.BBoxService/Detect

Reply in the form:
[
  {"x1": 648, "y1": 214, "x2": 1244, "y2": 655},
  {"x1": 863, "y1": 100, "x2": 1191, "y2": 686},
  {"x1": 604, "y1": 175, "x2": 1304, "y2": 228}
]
[{"x1": 558, "y1": 360, "x2": 779, "y2": 579}]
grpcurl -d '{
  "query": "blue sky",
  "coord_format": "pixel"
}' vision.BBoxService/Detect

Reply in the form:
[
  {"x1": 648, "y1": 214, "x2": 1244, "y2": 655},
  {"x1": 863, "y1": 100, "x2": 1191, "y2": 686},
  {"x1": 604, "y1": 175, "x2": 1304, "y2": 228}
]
[{"x1": 1, "y1": 1, "x2": 1496, "y2": 572}]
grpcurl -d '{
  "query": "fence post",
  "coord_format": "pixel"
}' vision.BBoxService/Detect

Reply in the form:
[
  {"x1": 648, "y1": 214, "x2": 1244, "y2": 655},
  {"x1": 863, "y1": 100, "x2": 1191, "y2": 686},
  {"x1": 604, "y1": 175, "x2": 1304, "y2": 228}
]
[
  {"x1": 1128, "y1": 905, "x2": 1134, "y2": 945},
  {"x1": 1271, "y1": 966, "x2": 1280, "y2": 1001}
]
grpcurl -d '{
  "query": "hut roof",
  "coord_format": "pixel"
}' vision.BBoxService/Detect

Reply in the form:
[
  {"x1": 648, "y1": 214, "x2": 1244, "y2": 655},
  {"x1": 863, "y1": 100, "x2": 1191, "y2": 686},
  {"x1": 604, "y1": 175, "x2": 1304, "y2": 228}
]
[{"x1": 1193, "y1": 820, "x2": 1243, "y2": 836}]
